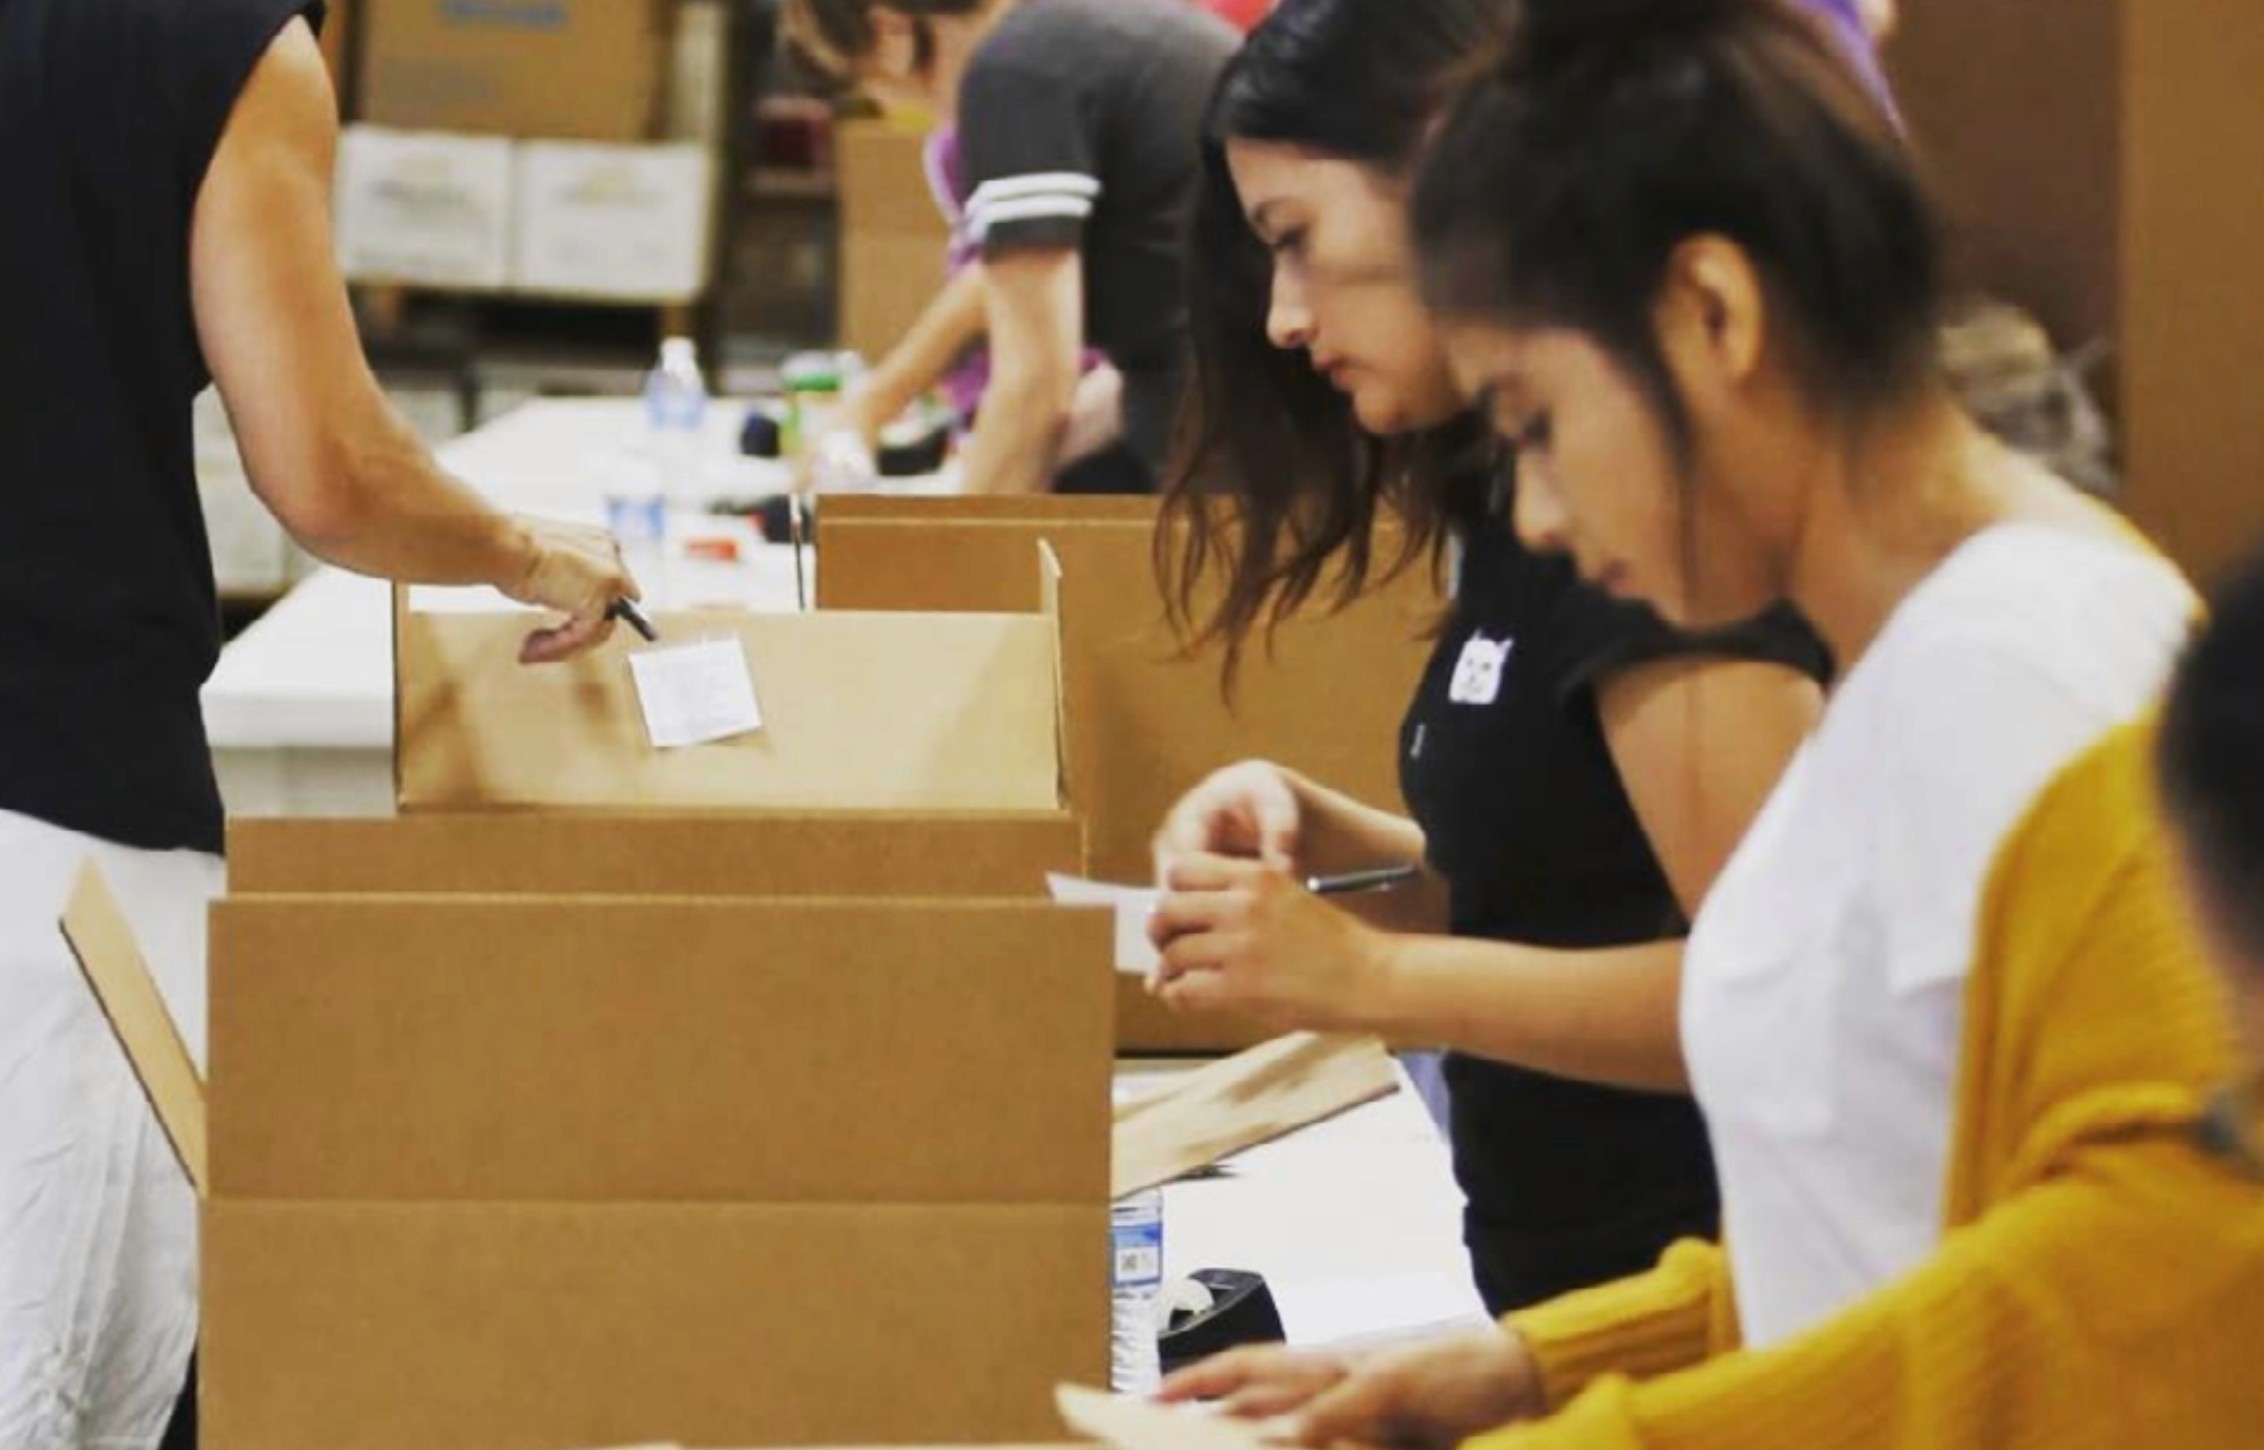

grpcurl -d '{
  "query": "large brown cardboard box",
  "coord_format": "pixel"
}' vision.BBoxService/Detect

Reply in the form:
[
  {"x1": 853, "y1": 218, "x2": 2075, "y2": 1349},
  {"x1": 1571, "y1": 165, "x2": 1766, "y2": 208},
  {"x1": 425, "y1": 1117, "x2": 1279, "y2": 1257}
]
[
  {"x1": 818, "y1": 499, "x2": 1440, "y2": 1053},
  {"x1": 837, "y1": 120, "x2": 955, "y2": 360},
  {"x1": 1889, "y1": 2, "x2": 2264, "y2": 583},
  {"x1": 360, "y1": 0, "x2": 667, "y2": 142},
  {"x1": 191, "y1": 894, "x2": 1112, "y2": 1450},
  {"x1": 395, "y1": 593, "x2": 1067, "y2": 814}
]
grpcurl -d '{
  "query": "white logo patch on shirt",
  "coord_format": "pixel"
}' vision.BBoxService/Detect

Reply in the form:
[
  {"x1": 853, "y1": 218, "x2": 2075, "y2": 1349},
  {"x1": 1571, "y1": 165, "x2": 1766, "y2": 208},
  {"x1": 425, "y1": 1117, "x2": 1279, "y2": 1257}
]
[{"x1": 1448, "y1": 633, "x2": 1513, "y2": 706}]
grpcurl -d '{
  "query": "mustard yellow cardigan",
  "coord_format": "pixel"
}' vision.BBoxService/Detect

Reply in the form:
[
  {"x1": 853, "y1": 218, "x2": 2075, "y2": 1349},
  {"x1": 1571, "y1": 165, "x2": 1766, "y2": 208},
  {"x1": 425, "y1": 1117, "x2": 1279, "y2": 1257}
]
[{"x1": 1475, "y1": 721, "x2": 2264, "y2": 1449}]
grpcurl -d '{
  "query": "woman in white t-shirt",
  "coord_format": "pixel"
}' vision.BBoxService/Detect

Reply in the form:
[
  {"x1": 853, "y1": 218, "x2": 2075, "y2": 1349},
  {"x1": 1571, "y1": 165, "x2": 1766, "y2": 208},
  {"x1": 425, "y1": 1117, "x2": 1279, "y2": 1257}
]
[{"x1": 1151, "y1": 1, "x2": 2264, "y2": 1446}]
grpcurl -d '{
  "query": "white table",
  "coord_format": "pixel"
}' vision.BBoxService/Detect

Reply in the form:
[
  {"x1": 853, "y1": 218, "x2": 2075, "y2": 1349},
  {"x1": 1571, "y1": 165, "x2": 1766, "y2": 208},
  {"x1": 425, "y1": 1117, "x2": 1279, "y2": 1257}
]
[
  {"x1": 1121, "y1": 1062, "x2": 1488, "y2": 1350},
  {"x1": 202, "y1": 399, "x2": 858, "y2": 817}
]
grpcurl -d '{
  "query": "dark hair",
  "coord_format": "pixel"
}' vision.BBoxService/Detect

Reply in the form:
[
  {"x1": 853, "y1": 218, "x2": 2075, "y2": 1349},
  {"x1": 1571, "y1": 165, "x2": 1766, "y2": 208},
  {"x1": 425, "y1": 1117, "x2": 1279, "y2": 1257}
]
[
  {"x1": 2161, "y1": 547, "x2": 2264, "y2": 971},
  {"x1": 1161, "y1": 0, "x2": 1511, "y2": 670},
  {"x1": 1410, "y1": 0, "x2": 1944, "y2": 453},
  {"x1": 781, "y1": 0, "x2": 980, "y2": 81}
]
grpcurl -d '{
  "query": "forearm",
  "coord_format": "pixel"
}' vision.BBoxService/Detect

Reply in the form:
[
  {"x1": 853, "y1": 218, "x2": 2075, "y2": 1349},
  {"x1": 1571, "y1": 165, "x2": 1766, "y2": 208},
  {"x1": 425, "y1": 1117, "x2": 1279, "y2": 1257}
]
[
  {"x1": 849, "y1": 269, "x2": 988, "y2": 438},
  {"x1": 957, "y1": 366, "x2": 1074, "y2": 494},
  {"x1": 1366, "y1": 936, "x2": 1689, "y2": 1091},
  {"x1": 283, "y1": 391, "x2": 530, "y2": 589}
]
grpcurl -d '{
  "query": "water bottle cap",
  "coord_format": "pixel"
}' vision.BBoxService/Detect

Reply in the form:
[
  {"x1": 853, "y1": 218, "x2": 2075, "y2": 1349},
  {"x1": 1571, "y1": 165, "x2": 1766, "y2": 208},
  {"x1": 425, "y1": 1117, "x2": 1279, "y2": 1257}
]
[{"x1": 661, "y1": 337, "x2": 700, "y2": 370}]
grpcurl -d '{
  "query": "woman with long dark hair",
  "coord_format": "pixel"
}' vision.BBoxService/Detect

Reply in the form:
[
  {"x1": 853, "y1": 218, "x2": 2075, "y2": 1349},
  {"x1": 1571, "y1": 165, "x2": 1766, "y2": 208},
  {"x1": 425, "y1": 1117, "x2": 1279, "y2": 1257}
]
[
  {"x1": 1161, "y1": 2, "x2": 2264, "y2": 1444},
  {"x1": 1143, "y1": 0, "x2": 1834, "y2": 1318}
]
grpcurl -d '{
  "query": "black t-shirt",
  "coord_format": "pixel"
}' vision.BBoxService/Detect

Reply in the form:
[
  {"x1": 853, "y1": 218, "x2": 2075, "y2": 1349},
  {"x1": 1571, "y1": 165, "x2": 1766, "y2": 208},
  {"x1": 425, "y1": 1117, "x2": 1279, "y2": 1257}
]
[
  {"x1": 957, "y1": 0, "x2": 1236, "y2": 485},
  {"x1": 0, "y1": 0, "x2": 320, "y2": 853},
  {"x1": 1399, "y1": 509, "x2": 1832, "y2": 1316}
]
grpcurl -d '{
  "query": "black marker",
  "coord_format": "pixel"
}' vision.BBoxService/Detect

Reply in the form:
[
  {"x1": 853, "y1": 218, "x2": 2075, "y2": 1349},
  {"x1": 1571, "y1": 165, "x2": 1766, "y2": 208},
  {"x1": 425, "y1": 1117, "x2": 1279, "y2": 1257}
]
[
  {"x1": 1304, "y1": 864, "x2": 1421, "y2": 897},
  {"x1": 608, "y1": 598, "x2": 659, "y2": 643}
]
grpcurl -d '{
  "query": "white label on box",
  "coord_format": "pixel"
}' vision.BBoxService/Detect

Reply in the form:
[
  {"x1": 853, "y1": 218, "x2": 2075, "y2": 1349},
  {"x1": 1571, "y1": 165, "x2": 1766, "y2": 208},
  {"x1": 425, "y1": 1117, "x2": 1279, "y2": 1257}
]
[
  {"x1": 1046, "y1": 874, "x2": 1162, "y2": 977},
  {"x1": 512, "y1": 142, "x2": 715, "y2": 301},
  {"x1": 629, "y1": 639, "x2": 763, "y2": 750},
  {"x1": 334, "y1": 127, "x2": 514, "y2": 290}
]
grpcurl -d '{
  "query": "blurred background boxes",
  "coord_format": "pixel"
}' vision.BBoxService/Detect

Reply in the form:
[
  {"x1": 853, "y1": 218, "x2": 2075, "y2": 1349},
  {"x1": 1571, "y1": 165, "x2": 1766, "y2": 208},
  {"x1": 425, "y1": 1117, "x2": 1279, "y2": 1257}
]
[
  {"x1": 512, "y1": 142, "x2": 718, "y2": 302},
  {"x1": 358, "y1": 0, "x2": 671, "y2": 142},
  {"x1": 334, "y1": 127, "x2": 514, "y2": 289}
]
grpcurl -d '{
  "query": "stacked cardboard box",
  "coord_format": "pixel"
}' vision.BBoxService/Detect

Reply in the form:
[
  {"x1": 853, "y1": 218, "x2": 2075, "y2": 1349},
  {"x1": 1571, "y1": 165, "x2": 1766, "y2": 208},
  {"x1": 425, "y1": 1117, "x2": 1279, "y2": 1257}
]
[
  {"x1": 337, "y1": 0, "x2": 719, "y2": 301},
  {"x1": 161, "y1": 574, "x2": 1122, "y2": 1449}
]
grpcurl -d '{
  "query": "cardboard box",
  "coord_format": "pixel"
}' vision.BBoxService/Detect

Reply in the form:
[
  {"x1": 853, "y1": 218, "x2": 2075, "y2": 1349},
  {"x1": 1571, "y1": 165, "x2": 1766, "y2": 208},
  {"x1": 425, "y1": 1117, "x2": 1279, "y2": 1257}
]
[
  {"x1": 513, "y1": 141, "x2": 716, "y2": 302},
  {"x1": 395, "y1": 595, "x2": 1067, "y2": 813},
  {"x1": 817, "y1": 499, "x2": 1439, "y2": 1053},
  {"x1": 1889, "y1": 2, "x2": 2264, "y2": 584},
  {"x1": 68, "y1": 874, "x2": 1113, "y2": 1450},
  {"x1": 815, "y1": 499, "x2": 1435, "y2": 881},
  {"x1": 228, "y1": 812, "x2": 1085, "y2": 897},
  {"x1": 836, "y1": 120, "x2": 954, "y2": 360},
  {"x1": 335, "y1": 126, "x2": 513, "y2": 289},
  {"x1": 360, "y1": 0, "x2": 665, "y2": 142}
]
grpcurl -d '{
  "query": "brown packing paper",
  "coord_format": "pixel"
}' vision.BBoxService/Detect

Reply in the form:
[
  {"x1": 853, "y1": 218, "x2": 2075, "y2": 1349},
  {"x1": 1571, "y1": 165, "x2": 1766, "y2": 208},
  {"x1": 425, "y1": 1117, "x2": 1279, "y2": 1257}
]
[
  {"x1": 59, "y1": 864, "x2": 208, "y2": 1193},
  {"x1": 209, "y1": 896, "x2": 1113, "y2": 1203},
  {"x1": 395, "y1": 602, "x2": 1064, "y2": 813},
  {"x1": 1111, "y1": 1034, "x2": 1400, "y2": 1199},
  {"x1": 227, "y1": 812, "x2": 1085, "y2": 897}
]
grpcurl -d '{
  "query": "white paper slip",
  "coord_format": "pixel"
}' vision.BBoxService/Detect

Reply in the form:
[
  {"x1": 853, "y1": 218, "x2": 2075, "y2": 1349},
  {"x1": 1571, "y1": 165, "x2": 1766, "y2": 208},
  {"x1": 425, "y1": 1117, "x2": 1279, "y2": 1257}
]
[
  {"x1": 628, "y1": 638, "x2": 763, "y2": 749},
  {"x1": 1046, "y1": 873, "x2": 1161, "y2": 976}
]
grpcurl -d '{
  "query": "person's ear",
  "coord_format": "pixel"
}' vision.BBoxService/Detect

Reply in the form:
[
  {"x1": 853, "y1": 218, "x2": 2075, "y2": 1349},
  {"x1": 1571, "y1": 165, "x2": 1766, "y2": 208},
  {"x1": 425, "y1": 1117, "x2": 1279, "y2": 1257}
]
[{"x1": 1653, "y1": 235, "x2": 1768, "y2": 411}]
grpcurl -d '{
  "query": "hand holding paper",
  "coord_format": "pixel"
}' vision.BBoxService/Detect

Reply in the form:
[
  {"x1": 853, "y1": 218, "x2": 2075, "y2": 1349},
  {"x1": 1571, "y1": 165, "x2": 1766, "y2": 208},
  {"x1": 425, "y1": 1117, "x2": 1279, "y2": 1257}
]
[
  {"x1": 1147, "y1": 855, "x2": 1395, "y2": 1031},
  {"x1": 1047, "y1": 873, "x2": 1162, "y2": 976}
]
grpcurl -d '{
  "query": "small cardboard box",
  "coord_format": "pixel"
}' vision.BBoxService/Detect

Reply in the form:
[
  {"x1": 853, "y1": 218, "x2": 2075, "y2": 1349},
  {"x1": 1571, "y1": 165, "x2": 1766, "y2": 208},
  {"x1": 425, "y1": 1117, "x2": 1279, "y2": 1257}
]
[
  {"x1": 513, "y1": 141, "x2": 716, "y2": 303},
  {"x1": 66, "y1": 874, "x2": 1113, "y2": 1450},
  {"x1": 836, "y1": 120, "x2": 954, "y2": 360},
  {"x1": 335, "y1": 126, "x2": 514, "y2": 289},
  {"x1": 817, "y1": 499, "x2": 1438, "y2": 1052},
  {"x1": 394, "y1": 589, "x2": 1068, "y2": 814},
  {"x1": 360, "y1": 0, "x2": 666, "y2": 142}
]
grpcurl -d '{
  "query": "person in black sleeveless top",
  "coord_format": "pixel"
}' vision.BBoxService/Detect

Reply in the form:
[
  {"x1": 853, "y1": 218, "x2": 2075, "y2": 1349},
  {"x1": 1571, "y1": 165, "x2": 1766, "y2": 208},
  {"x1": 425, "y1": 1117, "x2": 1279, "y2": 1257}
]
[
  {"x1": 1144, "y1": 0, "x2": 1832, "y2": 1318},
  {"x1": 0, "y1": 6, "x2": 637, "y2": 1445}
]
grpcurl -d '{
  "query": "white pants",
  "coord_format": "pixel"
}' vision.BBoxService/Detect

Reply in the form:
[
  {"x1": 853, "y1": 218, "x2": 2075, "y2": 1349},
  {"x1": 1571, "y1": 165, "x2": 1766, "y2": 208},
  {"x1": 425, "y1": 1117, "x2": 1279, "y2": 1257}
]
[{"x1": 0, "y1": 811, "x2": 219, "y2": 1450}]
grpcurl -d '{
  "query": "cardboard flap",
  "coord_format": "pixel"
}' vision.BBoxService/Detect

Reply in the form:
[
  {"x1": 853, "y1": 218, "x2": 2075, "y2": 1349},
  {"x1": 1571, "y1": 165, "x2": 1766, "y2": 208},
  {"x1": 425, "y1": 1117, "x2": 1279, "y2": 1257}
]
[
  {"x1": 396, "y1": 606, "x2": 1063, "y2": 812},
  {"x1": 210, "y1": 897, "x2": 1113, "y2": 1204},
  {"x1": 228, "y1": 812, "x2": 1084, "y2": 898},
  {"x1": 1109, "y1": 1034, "x2": 1399, "y2": 1199},
  {"x1": 59, "y1": 864, "x2": 208, "y2": 1194},
  {"x1": 1039, "y1": 540, "x2": 1072, "y2": 807}
]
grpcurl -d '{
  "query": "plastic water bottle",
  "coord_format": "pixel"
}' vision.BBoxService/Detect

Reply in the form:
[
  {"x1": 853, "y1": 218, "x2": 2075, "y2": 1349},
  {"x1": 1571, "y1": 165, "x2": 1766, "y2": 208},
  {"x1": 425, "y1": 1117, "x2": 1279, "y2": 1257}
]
[
  {"x1": 1110, "y1": 1190, "x2": 1166, "y2": 1394},
  {"x1": 645, "y1": 336, "x2": 710, "y2": 510}
]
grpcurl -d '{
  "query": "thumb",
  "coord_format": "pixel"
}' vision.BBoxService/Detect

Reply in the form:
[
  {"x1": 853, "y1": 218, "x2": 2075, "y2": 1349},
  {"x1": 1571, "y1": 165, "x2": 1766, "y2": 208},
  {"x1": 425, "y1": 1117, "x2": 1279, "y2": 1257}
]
[{"x1": 1253, "y1": 794, "x2": 1300, "y2": 872}]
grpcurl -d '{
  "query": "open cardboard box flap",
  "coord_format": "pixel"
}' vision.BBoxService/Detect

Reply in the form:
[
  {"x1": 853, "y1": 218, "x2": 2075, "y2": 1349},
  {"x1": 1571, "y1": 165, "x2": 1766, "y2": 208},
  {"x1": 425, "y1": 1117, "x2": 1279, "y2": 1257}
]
[
  {"x1": 62, "y1": 865, "x2": 206, "y2": 1194},
  {"x1": 395, "y1": 546, "x2": 1073, "y2": 815}
]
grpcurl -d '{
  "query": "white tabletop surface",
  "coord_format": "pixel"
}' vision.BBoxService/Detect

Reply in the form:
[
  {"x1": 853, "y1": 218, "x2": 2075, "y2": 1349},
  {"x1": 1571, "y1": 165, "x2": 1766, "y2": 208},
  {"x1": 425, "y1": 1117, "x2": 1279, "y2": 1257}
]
[
  {"x1": 1120, "y1": 1062, "x2": 1488, "y2": 1350},
  {"x1": 202, "y1": 398, "x2": 901, "y2": 751}
]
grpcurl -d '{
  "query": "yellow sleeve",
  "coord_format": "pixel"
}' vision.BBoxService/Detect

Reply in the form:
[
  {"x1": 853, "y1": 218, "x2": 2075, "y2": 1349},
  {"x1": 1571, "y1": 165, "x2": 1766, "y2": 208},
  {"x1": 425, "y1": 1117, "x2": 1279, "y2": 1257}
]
[
  {"x1": 1497, "y1": 1239, "x2": 1741, "y2": 1413},
  {"x1": 1466, "y1": 1117, "x2": 2264, "y2": 1450}
]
